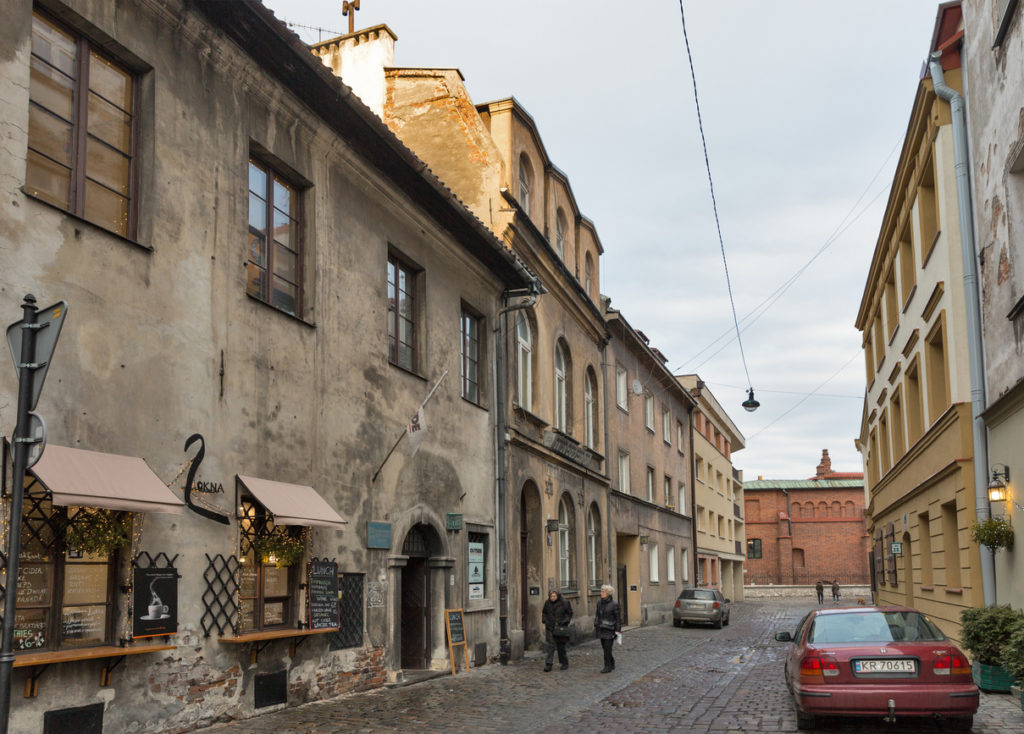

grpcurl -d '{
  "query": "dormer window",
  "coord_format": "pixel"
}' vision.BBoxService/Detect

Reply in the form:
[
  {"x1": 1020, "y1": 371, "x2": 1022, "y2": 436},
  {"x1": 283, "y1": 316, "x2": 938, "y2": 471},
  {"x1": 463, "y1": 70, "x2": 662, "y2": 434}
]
[{"x1": 518, "y1": 154, "x2": 532, "y2": 215}]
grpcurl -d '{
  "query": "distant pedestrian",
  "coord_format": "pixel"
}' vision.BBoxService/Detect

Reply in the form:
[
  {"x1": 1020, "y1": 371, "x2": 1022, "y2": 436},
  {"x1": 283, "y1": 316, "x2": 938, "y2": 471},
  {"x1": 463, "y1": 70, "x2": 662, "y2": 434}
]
[
  {"x1": 542, "y1": 590, "x2": 573, "y2": 671},
  {"x1": 594, "y1": 584, "x2": 622, "y2": 674},
  {"x1": 815, "y1": 581, "x2": 824, "y2": 604},
  {"x1": 831, "y1": 580, "x2": 840, "y2": 602}
]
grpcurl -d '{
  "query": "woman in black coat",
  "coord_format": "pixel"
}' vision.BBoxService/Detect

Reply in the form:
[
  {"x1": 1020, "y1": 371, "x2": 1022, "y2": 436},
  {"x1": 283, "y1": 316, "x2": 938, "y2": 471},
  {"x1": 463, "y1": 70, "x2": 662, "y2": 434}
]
[
  {"x1": 594, "y1": 583, "x2": 622, "y2": 673},
  {"x1": 542, "y1": 589, "x2": 573, "y2": 671}
]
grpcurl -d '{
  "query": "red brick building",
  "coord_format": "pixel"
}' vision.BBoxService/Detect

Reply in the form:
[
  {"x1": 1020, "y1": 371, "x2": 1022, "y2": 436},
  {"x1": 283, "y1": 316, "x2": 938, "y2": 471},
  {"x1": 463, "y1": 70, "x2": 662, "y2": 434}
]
[{"x1": 743, "y1": 450, "x2": 870, "y2": 586}]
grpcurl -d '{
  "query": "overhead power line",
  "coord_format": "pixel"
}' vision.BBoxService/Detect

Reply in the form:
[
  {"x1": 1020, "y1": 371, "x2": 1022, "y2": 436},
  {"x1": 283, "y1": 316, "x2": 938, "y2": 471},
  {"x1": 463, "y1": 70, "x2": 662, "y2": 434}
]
[{"x1": 677, "y1": 1, "x2": 756, "y2": 406}]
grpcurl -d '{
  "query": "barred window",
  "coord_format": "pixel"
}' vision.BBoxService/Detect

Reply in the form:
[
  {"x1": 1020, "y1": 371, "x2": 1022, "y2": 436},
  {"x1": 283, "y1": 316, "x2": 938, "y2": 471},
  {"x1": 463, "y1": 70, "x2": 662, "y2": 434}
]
[{"x1": 329, "y1": 573, "x2": 364, "y2": 650}]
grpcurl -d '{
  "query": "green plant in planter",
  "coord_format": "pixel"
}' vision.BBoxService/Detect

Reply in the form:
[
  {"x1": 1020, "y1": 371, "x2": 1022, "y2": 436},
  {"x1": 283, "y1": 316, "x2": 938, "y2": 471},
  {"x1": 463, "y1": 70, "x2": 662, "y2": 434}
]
[
  {"x1": 970, "y1": 517, "x2": 1015, "y2": 552},
  {"x1": 252, "y1": 528, "x2": 307, "y2": 568},
  {"x1": 64, "y1": 508, "x2": 131, "y2": 557},
  {"x1": 1000, "y1": 619, "x2": 1024, "y2": 685},
  {"x1": 960, "y1": 605, "x2": 1024, "y2": 666}
]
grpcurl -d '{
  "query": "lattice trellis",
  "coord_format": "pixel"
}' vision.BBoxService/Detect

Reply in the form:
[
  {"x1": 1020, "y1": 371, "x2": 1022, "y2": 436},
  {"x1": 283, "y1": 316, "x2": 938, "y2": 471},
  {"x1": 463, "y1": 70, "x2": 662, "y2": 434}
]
[
  {"x1": 202, "y1": 553, "x2": 239, "y2": 638},
  {"x1": 329, "y1": 573, "x2": 364, "y2": 650}
]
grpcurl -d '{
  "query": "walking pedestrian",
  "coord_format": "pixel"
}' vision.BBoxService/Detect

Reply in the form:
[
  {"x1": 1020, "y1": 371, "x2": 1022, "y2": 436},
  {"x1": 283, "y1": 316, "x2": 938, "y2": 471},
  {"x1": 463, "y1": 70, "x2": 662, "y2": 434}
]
[
  {"x1": 594, "y1": 584, "x2": 621, "y2": 674},
  {"x1": 814, "y1": 580, "x2": 824, "y2": 604},
  {"x1": 542, "y1": 589, "x2": 573, "y2": 671},
  {"x1": 831, "y1": 580, "x2": 840, "y2": 602}
]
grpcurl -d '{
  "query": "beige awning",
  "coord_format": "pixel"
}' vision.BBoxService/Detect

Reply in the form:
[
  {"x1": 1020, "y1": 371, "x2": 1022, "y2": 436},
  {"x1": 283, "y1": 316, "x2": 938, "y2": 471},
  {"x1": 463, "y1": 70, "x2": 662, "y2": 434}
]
[
  {"x1": 237, "y1": 475, "x2": 347, "y2": 530},
  {"x1": 30, "y1": 444, "x2": 185, "y2": 514}
]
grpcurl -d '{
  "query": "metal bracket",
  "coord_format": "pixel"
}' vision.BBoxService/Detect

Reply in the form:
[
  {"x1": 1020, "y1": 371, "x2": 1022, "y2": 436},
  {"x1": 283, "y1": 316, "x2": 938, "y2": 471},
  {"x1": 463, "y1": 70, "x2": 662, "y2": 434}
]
[
  {"x1": 23, "y1": 664, "x2": 48, "y2": 698},
  {"x1": 250, "y1": 640, "x2": 274, "y2": 665},
  {"x1": 100, "y1": 656, "x2": 125, "y2": 686},
  {"x1": 290, "y1": 636, "x2": 312, "y2": 657}
]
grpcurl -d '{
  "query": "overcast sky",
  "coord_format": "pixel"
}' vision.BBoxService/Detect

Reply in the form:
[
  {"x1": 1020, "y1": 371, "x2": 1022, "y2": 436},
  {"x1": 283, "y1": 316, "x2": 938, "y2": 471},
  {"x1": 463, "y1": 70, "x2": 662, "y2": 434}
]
[{"x1": 263, "y1": 0, "x2": 945, "y2": 480}]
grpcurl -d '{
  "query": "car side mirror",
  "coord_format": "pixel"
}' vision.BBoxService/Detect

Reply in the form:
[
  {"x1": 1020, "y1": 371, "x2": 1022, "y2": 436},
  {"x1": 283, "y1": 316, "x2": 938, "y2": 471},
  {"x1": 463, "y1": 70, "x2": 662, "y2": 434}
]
[
  {"x1": 724, "y1": 598, "x2": 731, "y2": 604},
  {"x1": 774, "y1": 631, "x2": 793, "y2": 642}
]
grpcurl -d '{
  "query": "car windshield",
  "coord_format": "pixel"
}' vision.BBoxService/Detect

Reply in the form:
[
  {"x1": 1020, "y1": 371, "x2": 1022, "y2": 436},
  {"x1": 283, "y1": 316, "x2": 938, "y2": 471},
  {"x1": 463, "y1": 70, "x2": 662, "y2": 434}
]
[
  {"x1": 807, "y1": 611, "x2": 946, "y2": 644},
  {"x1": 681, "y1": 590, "x2": 716, "y2": 601}
]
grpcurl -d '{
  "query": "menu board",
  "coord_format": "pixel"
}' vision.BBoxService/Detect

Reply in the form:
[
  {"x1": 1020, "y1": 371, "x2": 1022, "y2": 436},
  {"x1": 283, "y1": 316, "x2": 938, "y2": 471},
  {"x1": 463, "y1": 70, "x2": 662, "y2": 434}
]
[
  {"x1": 307, "y1": 560, "x2": 339, "y2": 630},
  {"x1": 446, "y1": 609, "x2": 465, "y2": 644},
  {"x1": 62, "y1": 604, "x2": 107, "y2": 647},
  {"x1": 132, "y1": 566, "x2": 178, "y2": 639},
  {"x1": 16, "y1": 563, "x2": 52, "y2": 606},
  {"x1": 13, "y1": 609, "x2": 47, "y2": 651}
]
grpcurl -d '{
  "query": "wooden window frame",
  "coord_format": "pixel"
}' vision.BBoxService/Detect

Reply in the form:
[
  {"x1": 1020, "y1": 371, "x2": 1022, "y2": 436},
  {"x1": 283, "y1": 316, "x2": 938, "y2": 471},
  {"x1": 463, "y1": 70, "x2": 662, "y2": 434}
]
[
  {"x1": 460, "y1": 305, "x2": 483, "y2": 405},
  {"x1": 26, "y1": 10, "x2": 139, "y2": 238},
  {"x1": 237, "y1": 497, "x2": 300, "y2": 633},
  {"x1": 13, "y1": 487, "x2": 119, "y2": 654},
  {"x1": 387, "y1": 252, "x2": 421, "y2": 373},
  {"x1": 248, "y1": 156, "x2": 304, "y2": 317}
]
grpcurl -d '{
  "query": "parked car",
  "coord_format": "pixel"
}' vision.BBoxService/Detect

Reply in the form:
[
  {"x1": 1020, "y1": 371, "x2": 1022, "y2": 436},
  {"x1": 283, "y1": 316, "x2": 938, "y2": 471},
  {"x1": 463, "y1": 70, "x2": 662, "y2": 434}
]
[
  {"x1": 774, "y1": 606, "x2": 978, "y2": 731},
  {"x1": 672, "y1": 587, "x2": 730, "y2": 628}
]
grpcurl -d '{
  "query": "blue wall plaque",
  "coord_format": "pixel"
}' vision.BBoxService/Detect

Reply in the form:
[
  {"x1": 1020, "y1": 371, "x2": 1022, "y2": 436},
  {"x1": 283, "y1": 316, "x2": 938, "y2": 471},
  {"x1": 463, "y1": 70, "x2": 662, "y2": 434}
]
[{"x1": 367, "y1": 521, "x2": 391, "y2": 549}]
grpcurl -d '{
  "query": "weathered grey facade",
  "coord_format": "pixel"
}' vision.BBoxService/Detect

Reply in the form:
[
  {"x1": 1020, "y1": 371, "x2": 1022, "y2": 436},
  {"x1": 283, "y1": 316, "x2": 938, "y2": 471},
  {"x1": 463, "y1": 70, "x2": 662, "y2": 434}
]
[
  {"x1": 0, "y1": 0, "x2": 533, "y2": 730},
  {"x1": 604, "y1": 304, "x2": 696, "y2": 626}
]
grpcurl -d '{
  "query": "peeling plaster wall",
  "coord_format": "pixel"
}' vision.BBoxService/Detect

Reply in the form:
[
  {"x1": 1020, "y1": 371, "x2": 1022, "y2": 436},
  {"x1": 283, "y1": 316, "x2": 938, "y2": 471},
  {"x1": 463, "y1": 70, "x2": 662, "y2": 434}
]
[{"x1": 0, "y1": 0, "x2": 507, "y2": 730}]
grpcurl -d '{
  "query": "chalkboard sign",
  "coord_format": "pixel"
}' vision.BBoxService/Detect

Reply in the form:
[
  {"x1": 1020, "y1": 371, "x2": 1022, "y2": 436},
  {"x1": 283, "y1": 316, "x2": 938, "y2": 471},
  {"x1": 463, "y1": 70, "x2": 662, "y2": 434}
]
[
  {"x1": 307, "y1": 560, "x2": 339, "y2": 630},
  {"x1": 446, "y1": 609, "x2": 465, "y2": 644},
  {"x1": 444, "y1": 608, "x2": 470, "y2": 675}
]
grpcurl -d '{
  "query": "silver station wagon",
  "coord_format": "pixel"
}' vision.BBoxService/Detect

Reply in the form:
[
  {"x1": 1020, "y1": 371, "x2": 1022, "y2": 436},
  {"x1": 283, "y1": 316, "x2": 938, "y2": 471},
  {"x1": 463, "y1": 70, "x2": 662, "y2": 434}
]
[{"x1": 673, "y1": 587, "x2": 731, "y2": 628}]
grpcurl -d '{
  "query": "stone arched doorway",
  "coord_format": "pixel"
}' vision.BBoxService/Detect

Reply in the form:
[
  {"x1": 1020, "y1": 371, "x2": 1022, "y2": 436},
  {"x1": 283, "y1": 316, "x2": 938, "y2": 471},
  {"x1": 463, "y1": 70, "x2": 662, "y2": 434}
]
[
  {"x1": 519, "y1": 482, "x2": 543, "y2": 648},
  {"x1": 400, "y1": 523, "x2": 443, "y2": 670}
]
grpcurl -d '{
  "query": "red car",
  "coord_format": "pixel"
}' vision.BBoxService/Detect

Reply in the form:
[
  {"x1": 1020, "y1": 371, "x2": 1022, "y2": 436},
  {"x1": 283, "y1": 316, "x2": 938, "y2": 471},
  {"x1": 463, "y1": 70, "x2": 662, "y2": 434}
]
[{"x1": 774, "y1": 606, "x2": 979, "y2": 731}]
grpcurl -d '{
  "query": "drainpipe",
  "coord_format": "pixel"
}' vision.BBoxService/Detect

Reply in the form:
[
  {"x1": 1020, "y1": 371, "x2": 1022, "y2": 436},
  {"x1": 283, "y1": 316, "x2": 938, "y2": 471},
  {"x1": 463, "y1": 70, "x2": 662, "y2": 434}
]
[
  {"x1": 601, "y1": 340, "x2": 613, "y2": 591},
  {"x1": 494, "y1": 281, "x2": 540, "y2": 663},
  {"x1": 928, "y1": 51, "x2": 995, "y2": 607},
  {"x1": 781, "y1": 489, "x2": 793, "y2": 537}
]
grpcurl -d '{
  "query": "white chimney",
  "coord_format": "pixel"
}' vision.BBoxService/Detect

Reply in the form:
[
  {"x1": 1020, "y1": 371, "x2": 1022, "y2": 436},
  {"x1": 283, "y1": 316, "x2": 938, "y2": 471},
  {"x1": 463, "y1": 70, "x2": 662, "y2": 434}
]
[{"x1": 311, "y1": 24, "x2": 396, "y2": 119}]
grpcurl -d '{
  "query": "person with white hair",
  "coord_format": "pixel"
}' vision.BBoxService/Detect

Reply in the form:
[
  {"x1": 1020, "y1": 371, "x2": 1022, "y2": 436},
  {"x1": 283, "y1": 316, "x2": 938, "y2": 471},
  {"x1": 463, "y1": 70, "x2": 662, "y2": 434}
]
[{"x1": 593, "y1": 584, "x2": 622, "y2": 673}]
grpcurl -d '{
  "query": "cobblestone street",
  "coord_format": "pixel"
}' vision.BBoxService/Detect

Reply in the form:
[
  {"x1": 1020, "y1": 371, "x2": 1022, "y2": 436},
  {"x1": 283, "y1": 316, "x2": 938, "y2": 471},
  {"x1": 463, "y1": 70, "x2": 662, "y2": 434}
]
[{"x1": 205, "y1": 599, "x2": 1024, "y2": 733}]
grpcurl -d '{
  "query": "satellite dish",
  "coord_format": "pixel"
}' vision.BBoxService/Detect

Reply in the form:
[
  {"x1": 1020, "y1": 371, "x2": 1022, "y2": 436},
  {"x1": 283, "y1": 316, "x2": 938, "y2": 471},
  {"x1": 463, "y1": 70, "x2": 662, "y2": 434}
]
[{"x1": 631, "y1": 379, "x2": 643, "y2": 396}]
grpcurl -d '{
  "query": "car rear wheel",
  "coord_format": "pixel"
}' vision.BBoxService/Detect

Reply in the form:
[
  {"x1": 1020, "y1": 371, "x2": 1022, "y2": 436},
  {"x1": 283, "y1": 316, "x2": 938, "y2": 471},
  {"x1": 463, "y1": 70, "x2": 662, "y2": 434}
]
[
  {"x1": 795, "y1": 709, "x2": 816, "y2": 730},
  {"x1": 723, "y1": 612, "x2": 730, "y2": 626},
  {"x1": 947, "y1": 716, "x2": 972, "y2": 733},
  {"x1": 713, "y1": 617, "x2": 723, "y2": 629}
]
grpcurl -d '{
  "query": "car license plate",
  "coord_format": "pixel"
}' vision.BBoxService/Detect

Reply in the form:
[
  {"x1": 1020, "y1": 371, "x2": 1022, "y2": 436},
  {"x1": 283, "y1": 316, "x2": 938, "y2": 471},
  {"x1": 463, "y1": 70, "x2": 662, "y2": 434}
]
[
  {"x1": 687, "y1": 603, "x2": 702, "y2": 609},
  {"x1": 854, "y1": 659, "x2": 915, "y2": 674}
]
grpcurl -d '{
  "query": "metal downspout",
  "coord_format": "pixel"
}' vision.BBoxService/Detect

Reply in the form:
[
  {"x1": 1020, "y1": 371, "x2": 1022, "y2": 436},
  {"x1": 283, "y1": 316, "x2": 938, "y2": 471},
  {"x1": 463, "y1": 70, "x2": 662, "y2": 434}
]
[
  {"x1": 494, "y1": 285, "x2": 539, "y2": 663},
  {"x1": 601, "y1": 342, "x2": 613, "y2": 591},
  {"x1": 928, "y1": 51, "x2": 996, "y2": 607}
]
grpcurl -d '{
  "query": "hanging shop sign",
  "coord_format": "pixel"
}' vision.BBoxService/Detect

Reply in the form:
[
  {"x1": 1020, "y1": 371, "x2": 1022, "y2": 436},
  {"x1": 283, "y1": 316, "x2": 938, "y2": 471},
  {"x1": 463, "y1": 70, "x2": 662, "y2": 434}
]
[
  {"x1": 367, "y1": 521, "x2": 391, "y2": 549},
  {"x1": 132, "y1": 566, "x2": 179, "y2": 638}
]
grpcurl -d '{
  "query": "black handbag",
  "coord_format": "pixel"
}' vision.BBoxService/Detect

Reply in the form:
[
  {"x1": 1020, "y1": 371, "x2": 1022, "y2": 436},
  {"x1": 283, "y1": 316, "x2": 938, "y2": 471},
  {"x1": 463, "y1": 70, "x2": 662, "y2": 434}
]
[
  {"x1": 553, "y1": 624, "x2": 570, "y2": 639},
  {"x1": 597, "y1": 619, "x2": 617, "y2": 631}
]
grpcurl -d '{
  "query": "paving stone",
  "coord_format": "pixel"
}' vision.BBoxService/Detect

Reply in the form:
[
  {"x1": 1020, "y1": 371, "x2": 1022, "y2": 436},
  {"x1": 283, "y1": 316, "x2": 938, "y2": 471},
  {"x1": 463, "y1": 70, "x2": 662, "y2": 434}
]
[{"x1": 202, "y1": 598, "x2": 1024, "y2": 733}]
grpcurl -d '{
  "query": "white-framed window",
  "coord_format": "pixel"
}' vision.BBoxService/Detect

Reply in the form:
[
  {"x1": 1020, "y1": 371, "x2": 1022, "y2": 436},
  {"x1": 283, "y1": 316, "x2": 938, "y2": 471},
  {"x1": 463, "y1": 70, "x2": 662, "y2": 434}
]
[
  {"x1": 616, "y1": 368, "x2": 628, "y2": 410},
  {"x1": 667, "y1": 546, "x2": 676, "y2": 583},
  {"x1": 682, "y1": 549, "x2": 690, "y2": 582},
  {"x1": 584, "y1": 370, "x2": 596, "y2": 449},
  {"x1": 662, "y1": 408, "x2": 671, "y2": 443},
  {"x1": 555, "y1": 209, "x2": 567, "y2": 259},
  {"x1": 557, "y1": 496, "x2": 575, "y2": 590},
  {"x1": 644, "y1": 395, "x2": 654, "y2": 430},
  {"x1": 664, "y1": 475, "x2": 672, "y2": 507},
  {"x1": 677, "y1": 421, "x2": 685, "y2": 452},
  {"x1": 678, "y1": 482, "x2": 687, "y2": 515},
  {"x1": 518, "y1": 154, "x2": 532, "y2": 214},
  {"x1": 649, "y1": 542, "x2": 659, "y2": 582},
  {"x1": 584, "y1": 253, "x2": 594, "y2": 299},
  {"x1": 618, "y1": 452, "x2": 630, "y2": 493},
  {"x1": 554, "y1": 341, "x2": 568, "y2": 432},
  {"x1": 696, "y1": 506, "x2": 703, "y2": 531},
  {"x1": 460, "y1": 307, "x2": 482, "y2": 404},
  {"x1": 587, "y1": 504, "x2": 600, "y2": 589},
  {"x1": 646, "y1": 466, "x2": 654, "y2": 502},
  {"x1": 516, "y1": 312, "x2": 532, "y2": 411}
]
